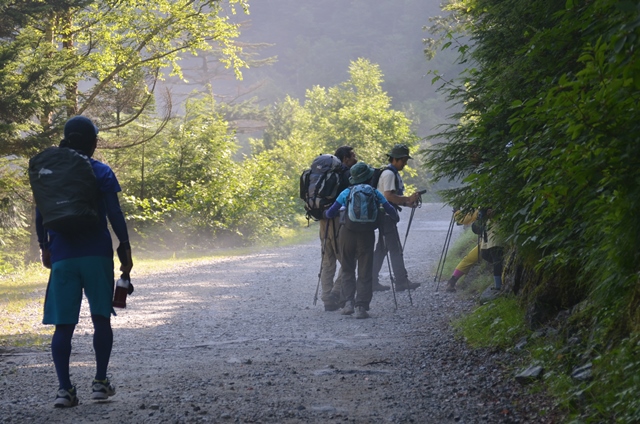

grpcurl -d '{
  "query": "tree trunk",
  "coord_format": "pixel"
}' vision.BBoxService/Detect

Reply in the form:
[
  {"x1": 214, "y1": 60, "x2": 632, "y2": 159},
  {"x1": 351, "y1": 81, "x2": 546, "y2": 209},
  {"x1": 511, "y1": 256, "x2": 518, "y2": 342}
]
[{"x1": 62, "y1": 12, "x2": 78, "y2": 116}]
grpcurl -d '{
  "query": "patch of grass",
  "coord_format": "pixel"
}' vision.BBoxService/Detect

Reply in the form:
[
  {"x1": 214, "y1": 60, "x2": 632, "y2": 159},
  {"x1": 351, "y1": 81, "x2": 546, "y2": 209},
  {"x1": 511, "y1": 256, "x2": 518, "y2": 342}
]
[
  {"x1": 0, "y1": 333, "x2": 51, "y2": 350},
  {"x1": 132, "y1": 222, "x2": 317, "y2": 263},
  {"x1": 441, "y1": 230, "x2": 640, "y2": 422},
  {"x1": 453, "y1": 297, "x2": 530, "y2": 349},
  {"x1": 0, "y1": 263, "x2": 52, "y2": 350},
  {"x1": 132, "y1": 224, "x2": 318, "y2": 274}
]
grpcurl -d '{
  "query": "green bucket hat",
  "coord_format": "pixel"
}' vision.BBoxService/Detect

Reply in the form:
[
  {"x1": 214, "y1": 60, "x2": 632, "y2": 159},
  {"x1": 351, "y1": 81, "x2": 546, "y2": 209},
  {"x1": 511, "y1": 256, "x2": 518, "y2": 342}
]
[
  {"x1": 387, "y1": 143, "x2": 412, "y2": 159},
  {"x1": 349, "y1": 162, "x2": 375, "y2": 185}
]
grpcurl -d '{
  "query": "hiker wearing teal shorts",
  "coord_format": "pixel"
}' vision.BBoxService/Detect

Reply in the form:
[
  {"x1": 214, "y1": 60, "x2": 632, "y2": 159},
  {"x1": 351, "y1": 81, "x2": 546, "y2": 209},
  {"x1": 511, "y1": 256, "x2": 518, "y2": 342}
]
[{"x1": 36, "y1": 116, "x2": 133, "y2": 408}]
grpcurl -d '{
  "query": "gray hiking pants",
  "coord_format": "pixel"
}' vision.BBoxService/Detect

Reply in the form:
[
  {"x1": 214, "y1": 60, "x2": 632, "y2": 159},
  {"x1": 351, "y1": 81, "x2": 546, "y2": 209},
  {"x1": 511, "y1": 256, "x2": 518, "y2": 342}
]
[
  {"x1": 338, "y1": 227, "x2": 375, "y2": 309},
  {"x1": 319, "y1": 217, "x2": 342, "y2": 304}
]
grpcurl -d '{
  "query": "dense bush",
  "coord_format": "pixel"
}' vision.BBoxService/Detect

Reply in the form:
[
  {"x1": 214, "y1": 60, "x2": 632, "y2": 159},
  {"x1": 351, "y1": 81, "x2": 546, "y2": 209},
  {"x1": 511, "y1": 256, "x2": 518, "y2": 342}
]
[
  {"x1": 426, "y1": 0, "x2": 640, "y2": 336},
  {"x1": 424, "y1": 0, "x2": 640, "y2": 421}
]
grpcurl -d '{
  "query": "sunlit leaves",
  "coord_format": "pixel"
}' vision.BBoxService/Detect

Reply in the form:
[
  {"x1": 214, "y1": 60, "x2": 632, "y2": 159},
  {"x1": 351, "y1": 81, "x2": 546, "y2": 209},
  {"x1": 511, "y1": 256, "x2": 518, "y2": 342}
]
[
  {"x1": 424, "y1": 0, "x2": 640, "y2": 335},
  {"x1": 0, "y1": 1, "x2": 247, "y2": 150}
]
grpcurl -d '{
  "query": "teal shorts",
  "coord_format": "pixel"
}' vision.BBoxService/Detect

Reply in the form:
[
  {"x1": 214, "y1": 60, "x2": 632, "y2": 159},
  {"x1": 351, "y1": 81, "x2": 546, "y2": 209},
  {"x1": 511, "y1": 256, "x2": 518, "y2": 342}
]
[{"x1": 43, "y1": 256, "x2": 115, "y2": 325}]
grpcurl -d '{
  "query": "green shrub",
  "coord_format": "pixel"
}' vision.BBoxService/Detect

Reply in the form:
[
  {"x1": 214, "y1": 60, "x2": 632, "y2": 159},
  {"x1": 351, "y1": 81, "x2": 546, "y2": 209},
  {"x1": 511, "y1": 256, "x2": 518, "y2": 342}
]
[{"x1": 453, "y1": 297, "x2": 530, "y2": 349}]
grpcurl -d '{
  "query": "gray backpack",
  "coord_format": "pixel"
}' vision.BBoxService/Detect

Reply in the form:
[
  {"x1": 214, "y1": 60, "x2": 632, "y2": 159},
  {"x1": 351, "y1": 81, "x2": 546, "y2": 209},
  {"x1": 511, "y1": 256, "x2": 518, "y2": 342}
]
[
  {"x1": 299, "y1": 154, "x2": 343, "y2": 221},
  {"x1": 344, "y1": 184, "x2": 379, "y2": 232}
]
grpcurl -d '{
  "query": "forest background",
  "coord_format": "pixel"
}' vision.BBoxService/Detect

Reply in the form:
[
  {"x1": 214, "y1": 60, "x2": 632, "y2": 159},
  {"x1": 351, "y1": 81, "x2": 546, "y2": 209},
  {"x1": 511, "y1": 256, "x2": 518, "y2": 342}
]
[
  {"x1": 0, "y1": 0, "x2": 454, "y2": 264},
  {"x1": 1, "y1": 1, "x2": 640, "y2": 422}
]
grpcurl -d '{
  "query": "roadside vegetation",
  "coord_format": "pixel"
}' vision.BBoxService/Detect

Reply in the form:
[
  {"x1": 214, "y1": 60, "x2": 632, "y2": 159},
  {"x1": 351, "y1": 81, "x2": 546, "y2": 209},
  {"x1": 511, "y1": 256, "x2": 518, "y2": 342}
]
[{"x1": 424, "y1": 0, "x2": 640, "y2": 422}]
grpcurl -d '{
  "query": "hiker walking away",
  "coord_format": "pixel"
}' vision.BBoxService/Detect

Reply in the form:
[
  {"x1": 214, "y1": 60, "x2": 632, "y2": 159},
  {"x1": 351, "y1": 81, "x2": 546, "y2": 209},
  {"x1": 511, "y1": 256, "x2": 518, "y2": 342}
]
[
  {"x1": 324, "y1": 162, "x2": 399, "y2": 319},
  {"x1": 320, "y1": 145, "x2": 357, "y2": 311},
  {"x1": 35, "y1": 116, "x2": 133, "y2": 408},
  {"x1": 371, "y1": 144, "x2": 421, "y2": 292}
]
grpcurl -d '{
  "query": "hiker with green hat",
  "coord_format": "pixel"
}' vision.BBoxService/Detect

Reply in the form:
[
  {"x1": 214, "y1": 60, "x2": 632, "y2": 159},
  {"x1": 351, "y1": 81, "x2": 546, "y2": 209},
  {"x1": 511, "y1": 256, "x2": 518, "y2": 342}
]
[
  {"x1": 324, "y1": 162, "x2": 399, "y2": 319},
  {"x1": 371, "y1": 144, "x2": 422, "y2": 292}
]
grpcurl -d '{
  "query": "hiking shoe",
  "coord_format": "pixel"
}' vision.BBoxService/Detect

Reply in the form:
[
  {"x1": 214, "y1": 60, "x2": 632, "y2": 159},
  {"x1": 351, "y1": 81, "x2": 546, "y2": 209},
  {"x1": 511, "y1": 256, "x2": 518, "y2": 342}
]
[
  {"x1": 372, "y1": 281, "x2": 391, "y2": 292},
  {"x1": 395, "y1": 281, "x2": 420, "y2": 292},
  {"x1": 324, "y1": 302, "x2": 340, "y2": 312},
  {"x1": 91, "y1": 379, "x2": 116, "y2": 400},
  {"x1": 445, "y1": 276, "x2": 458, "y2": 292},
  {"x1": 54, "y1": 386, "x2": 78, "y2": 408},
  {"x1": 341, "y1": 300, "x2": 355, "y2": 315},
  {"x1": 354, "y1": 306, "x2": 370, "y2": 319}
]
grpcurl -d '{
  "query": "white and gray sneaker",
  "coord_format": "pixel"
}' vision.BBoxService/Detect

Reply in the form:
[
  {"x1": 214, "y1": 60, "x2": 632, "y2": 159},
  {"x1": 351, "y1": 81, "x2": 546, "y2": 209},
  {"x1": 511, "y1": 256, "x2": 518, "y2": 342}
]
[
  {"x1": 91, "y1": 379, "x2": 116, "y2": 400},
  {"x1": 341, "y1": 300, "x2": 355, "y2": 315},
  {"x1": 54, "y1": 386, "x2": 79, "y2": 408},
  {"x1": 355, "y1": 306, "x2": 370, "y2": 319}
]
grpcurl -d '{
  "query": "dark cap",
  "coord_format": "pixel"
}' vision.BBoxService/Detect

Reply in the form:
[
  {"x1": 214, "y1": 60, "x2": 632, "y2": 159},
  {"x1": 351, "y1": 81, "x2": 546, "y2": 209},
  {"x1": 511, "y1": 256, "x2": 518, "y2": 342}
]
[
  {"x1": 64, "y1": 116, "x2": 99, "y2": 140},
  {"x1": 349, "y1": 162, "x2": 374, "y2": 185},
  {"x1": 387, "y1": 143, "x2": 412, "y2": 159}
]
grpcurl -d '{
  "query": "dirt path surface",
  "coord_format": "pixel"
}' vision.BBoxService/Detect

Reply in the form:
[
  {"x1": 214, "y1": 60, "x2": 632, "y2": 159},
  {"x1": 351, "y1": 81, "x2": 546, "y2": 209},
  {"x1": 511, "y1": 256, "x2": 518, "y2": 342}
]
[{"x1": 0, "y1": 203, "x2": 559, "y2": 423}]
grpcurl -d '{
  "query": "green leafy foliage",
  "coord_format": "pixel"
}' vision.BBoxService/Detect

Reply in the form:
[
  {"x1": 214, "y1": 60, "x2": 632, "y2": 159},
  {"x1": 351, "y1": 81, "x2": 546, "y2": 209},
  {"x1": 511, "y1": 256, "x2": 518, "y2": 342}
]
[
  {"x1": 257, "y1": 58, "x2": 420, "y2": 220},
  {"x1": 424, "y1": 0, "x2": 640, "y2": 420},
  {"x1": 454, "y1": 297, "x2": 529, "y2": 349},
  {"x1": 0, "y1": 0, "x2": 248, "y2": 153},
  {"x1": 0, "y1": 157, "x2": 31, "y2": 274},
  {"x1": 104, "y1": 59, "x2": 417, "y2": 250},
  {"x1": 425, "y1": 0, "x2": 640, "y2": 329}
]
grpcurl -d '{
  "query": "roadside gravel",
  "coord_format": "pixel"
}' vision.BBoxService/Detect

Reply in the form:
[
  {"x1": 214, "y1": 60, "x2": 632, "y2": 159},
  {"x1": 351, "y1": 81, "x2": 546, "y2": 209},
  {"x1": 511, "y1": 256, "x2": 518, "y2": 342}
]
[{"x1": 0, "y1": 203, "x2": 561, "y2": 423}]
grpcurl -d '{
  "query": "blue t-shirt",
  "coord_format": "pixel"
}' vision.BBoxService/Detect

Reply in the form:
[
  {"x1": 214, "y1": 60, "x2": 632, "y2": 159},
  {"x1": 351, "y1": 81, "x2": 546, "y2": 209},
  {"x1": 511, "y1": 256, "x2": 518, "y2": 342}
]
[{"x1": 37, "y1": 159, "x2": 127, "y2": 263}]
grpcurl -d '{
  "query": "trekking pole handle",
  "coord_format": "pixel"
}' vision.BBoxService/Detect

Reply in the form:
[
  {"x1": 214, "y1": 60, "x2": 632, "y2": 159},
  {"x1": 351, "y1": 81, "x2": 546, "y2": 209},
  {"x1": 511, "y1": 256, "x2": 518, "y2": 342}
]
[{"x1": 409, "y1": 190, "x2": 426, "y2": 208}]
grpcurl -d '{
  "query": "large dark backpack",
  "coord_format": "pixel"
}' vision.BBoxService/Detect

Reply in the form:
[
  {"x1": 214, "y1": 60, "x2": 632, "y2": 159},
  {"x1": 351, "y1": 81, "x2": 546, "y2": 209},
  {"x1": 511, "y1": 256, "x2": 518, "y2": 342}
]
[
  {"x1": 369, "y1": 165, "x2": 402, "y2": 193},
  {"x1": 369, "y1": 166, "x2": 386, "y2": 190},
  {"x1": 344, "y1": 184, "x2": 379, "y2": 232},
  {"x1": 300, "y1": 154, "x2": 343, "y2": 221},
  {"x1": 29, "y1": 147, "x2": 99, "y2": 234},
  {"x1": 368, "y1": 165, "x2": 403, "y2": 214}
]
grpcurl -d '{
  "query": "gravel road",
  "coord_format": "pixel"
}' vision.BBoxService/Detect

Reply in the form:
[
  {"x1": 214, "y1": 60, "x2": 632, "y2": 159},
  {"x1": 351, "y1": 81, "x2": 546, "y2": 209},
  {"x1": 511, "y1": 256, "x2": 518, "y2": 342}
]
[{"x1": 0, "y1": 203, "x2": 560, "y2": 423}]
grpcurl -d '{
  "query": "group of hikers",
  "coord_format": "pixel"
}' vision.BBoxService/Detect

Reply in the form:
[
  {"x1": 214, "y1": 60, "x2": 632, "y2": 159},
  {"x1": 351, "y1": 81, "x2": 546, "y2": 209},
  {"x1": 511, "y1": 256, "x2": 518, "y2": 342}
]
[
  {"x1": 29, "y1": 115, "x2": 504, "y2": 408},
  {"x1": 31, "y1": 115, "x2": 426, "y2": 407},
  {"x1": 307, "y1": 144, "x2": 505, "y2": 318},
  {"x1": 308, "y1": 144, "x2": 423, "y2": 319}
]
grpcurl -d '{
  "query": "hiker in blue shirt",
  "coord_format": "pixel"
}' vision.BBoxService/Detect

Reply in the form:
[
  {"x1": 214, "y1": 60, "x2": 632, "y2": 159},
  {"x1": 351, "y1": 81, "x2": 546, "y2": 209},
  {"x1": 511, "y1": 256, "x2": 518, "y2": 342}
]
[
  {"x1": 324, "y1": 162, "x2": 398, "y2": 319},
  {"x1": 36, "y1": 116, "x2": 133, "y2": 408}
]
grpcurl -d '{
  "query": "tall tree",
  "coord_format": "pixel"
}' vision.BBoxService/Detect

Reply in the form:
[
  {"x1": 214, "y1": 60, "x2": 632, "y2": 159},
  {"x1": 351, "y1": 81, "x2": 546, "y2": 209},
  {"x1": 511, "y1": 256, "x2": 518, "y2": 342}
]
[
  {"x1": 0, "y1": 0, "x2": 248, "y2": 155},
  {"x1": 264, "y1": 58, "x2": 418, "y2": 168},
  {"x1": 260, "y1": 58, "x2": 419, "y2": 220}
]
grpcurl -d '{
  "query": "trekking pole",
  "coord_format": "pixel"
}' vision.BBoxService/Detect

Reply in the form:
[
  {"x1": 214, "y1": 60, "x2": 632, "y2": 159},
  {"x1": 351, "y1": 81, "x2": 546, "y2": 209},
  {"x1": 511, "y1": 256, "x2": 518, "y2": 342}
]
[
  {"x1": 435, "y1": 221, "x2": 454, "y2": 291},
  {"x1": 382, "y1": 235, "x2": 398, "y2": 311},
  {"x1": 402, "y1": 190, "x2": 425, "y2": 251},
  {"x1": 402, "y1": 206, "x2": 416, "y2": 252},
  {"x1": 313, "y1": 219, "x2": 331, "y2": 306},
  {"x1": 434, "y1": 211, "x2": 455, "y2": 290},
  {"x1": 394, "y1": 226, "x2": 413, "y2": 306}
]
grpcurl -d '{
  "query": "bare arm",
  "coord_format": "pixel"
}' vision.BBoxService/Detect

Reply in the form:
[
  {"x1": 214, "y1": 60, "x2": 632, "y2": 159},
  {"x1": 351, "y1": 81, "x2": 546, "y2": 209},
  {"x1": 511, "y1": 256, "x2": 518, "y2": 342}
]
[{"x1": 383, "y1": 190, "x2": 420, "y2": 207}]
